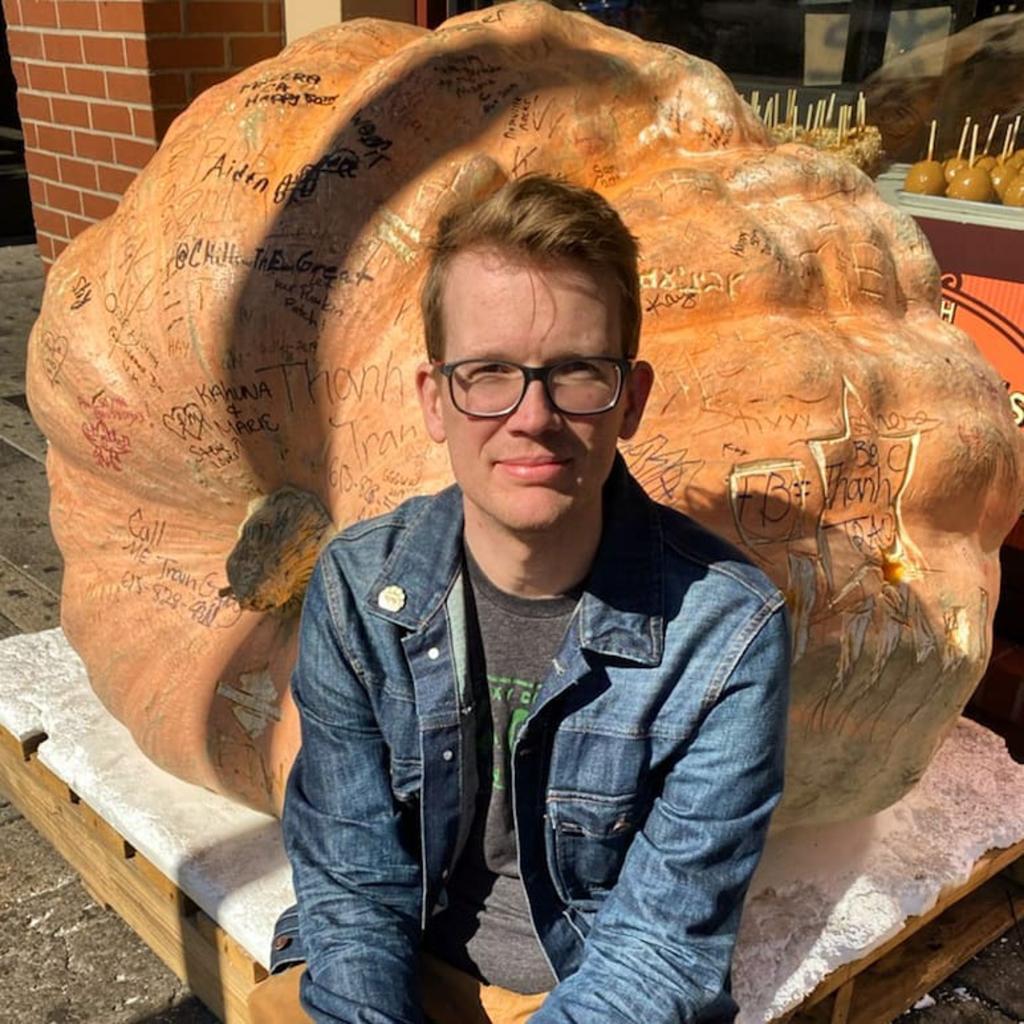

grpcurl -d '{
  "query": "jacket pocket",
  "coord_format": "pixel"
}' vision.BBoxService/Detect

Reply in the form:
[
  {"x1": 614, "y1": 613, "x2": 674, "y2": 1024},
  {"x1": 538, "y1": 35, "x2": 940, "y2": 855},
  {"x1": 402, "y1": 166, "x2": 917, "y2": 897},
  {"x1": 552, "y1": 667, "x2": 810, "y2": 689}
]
[{"x1": 546, "y1": 791, "x2": 641, "y2": 903}]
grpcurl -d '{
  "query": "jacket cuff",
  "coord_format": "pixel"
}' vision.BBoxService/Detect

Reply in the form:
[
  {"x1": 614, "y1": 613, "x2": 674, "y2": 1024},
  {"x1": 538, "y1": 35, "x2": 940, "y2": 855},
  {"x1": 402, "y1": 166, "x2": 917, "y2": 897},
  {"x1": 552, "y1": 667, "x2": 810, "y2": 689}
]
[{"x1": 269, "y1": 903, "x2": 307, "y2": 973}]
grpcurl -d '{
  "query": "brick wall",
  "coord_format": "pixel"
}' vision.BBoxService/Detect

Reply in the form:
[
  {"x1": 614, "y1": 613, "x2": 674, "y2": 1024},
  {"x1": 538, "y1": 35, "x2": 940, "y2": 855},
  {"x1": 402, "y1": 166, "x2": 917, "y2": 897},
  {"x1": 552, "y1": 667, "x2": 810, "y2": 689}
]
[{"x1": 3, "y1": 0, "x2": 283, "y2": 265}]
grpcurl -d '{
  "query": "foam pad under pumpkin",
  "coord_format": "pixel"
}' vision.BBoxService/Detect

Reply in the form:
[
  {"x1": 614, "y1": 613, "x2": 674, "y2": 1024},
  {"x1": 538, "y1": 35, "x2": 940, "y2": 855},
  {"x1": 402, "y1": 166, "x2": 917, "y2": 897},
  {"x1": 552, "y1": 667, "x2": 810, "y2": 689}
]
[{"x1": 27, "y1": 1, "x2": 1024, "y2": 828}]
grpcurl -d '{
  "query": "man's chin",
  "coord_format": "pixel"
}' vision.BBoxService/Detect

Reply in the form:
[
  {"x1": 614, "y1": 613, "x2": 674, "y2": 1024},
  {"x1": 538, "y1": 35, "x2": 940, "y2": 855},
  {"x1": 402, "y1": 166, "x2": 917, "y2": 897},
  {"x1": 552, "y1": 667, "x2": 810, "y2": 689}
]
[{"x1": 487, "y1": 492, "x2": 576, "y2": 536}]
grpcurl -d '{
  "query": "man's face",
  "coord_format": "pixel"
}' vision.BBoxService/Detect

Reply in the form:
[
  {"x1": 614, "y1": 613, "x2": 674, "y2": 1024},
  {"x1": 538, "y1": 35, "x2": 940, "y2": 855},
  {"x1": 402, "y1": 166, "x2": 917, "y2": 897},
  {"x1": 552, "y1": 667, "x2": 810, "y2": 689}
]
[{"x1": 416, "y1": 247, "x2": 653, "y2": 541}]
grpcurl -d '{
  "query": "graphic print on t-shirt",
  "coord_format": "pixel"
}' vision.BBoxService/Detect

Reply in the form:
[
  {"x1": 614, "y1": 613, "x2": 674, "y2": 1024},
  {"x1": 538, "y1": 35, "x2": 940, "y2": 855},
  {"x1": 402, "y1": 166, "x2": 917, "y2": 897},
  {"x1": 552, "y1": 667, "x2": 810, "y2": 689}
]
[{"x1": 487, "y1": 674, "x2": 540, "y2": 792}]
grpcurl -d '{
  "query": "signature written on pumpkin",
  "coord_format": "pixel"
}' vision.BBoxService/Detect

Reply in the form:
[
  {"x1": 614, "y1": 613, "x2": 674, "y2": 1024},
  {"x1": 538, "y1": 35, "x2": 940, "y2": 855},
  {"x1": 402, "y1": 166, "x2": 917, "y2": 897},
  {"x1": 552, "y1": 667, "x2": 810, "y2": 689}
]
[
  {"x1": 123, "y1": 507, "x2": 168, "y2": 565},
  {"x1": 120, "y1": 562, "x2": 242, "y2": 630},
  {"x1": 640, "y1": 266, "x2": 746, "y2": 315},
  {"x1": 436, "y1": 55, "x2": 517, "y2": 115},
  {"x1": 79, "y1": 391, "x2": 143, "y2": 472},
  {"x1": 202, "y1": 152, "x2": 271, "y2": 195},
  {"x1": 621, "y1": 434, "x2": 705, "y2": 502},
  {"x1": 729, "y1": 459, "x2": 811, "y2": 548},
  {"x1": 240, "y1": 70, "x2": 337, "y2": 108},
  {"x1": 273, "y1": 112, "x2": 393, "y2": 206},
  {"x1": 503, "y1": 94, "x2": 566, "y2": 141},
  {"x1": 70, "y1": 275, "x2": 92, "y2": 310},
  {"x1": 254, "y1": 352, "x2": 404, "y2": 414}
]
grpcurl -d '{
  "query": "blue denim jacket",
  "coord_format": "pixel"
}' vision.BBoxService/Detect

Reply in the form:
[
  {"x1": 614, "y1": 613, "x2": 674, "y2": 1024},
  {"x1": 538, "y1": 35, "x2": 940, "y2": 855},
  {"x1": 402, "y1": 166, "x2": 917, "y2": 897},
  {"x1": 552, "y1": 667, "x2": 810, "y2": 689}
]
[{"x1": 274, "y1": 457, "x2": 790, "y2": 1023}]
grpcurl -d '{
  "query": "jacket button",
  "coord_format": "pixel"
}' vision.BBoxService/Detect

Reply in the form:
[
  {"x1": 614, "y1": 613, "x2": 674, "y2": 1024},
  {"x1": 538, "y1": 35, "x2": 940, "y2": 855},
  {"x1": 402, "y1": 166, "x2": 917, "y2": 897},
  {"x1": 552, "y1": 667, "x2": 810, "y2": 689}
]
[
  {"x1": 442, "y1": 749, "x2": 454, "y2": 761},
  {"x1": 273, "y1": 935, "x2": 292, "y2": 951},
  {"x1": 427, "y1": 647, "x2": 440, "y2": 660}
]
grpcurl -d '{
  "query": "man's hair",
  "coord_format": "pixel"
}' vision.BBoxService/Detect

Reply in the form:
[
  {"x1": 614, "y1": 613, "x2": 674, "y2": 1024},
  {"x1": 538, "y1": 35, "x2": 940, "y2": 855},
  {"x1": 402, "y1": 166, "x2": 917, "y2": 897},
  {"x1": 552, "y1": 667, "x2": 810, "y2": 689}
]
[{"x1": 421, "y1": 174, "x2": 641, "y2": 362}]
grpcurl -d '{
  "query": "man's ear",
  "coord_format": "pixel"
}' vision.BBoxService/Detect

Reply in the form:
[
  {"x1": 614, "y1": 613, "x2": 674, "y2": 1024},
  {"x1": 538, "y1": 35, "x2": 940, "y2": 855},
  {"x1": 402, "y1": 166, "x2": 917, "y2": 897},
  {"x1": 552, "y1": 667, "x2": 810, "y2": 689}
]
[
  {"x1": 618, "y1": 360, "x2": 654, "y2": 441},
  {"x1": 415, "y1": 362, "x2": 448, "y2": 444}
]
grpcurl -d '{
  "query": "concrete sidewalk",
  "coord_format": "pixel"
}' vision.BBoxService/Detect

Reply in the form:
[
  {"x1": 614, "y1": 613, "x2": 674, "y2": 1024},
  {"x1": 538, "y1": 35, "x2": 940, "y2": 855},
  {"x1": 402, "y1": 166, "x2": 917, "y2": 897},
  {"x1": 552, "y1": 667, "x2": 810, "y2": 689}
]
[
  {"x1": 0, "y1": 243, "x2": 215, "y2": 1023},
  {"x1": 0, "y1": 241, "x2": 1021, "y2": 1023}
]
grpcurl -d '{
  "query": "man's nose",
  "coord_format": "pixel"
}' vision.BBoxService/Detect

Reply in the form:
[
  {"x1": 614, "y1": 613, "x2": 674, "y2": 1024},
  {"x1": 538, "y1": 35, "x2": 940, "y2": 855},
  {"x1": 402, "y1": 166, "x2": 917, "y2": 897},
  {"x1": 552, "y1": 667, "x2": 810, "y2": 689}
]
[{"x1": 507, "y1": 379, "x2": 561, "y2": 432}]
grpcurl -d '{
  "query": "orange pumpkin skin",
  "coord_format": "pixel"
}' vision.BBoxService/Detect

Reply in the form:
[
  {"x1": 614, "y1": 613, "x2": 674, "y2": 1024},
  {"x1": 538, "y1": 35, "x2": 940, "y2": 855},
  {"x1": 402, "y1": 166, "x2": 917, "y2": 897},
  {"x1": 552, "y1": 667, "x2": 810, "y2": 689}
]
[{"x1": 27, "y1": 2, "x2": 1024, "y2": 828}]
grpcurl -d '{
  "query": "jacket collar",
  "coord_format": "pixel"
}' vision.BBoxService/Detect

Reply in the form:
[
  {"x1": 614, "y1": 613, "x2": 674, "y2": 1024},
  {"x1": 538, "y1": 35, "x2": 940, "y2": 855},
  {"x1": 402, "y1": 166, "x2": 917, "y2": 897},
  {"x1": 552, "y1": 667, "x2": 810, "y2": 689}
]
[{"x1": 365, "y1": 456, "x2": 664, "y2": 666}]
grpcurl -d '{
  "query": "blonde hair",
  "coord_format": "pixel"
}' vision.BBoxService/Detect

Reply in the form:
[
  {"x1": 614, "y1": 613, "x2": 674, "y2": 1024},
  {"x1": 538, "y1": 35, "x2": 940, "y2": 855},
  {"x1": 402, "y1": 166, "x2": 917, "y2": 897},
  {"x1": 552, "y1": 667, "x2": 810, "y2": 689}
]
[{"x1": 421, "y1": 174, "x2": 641, "y2": 361}]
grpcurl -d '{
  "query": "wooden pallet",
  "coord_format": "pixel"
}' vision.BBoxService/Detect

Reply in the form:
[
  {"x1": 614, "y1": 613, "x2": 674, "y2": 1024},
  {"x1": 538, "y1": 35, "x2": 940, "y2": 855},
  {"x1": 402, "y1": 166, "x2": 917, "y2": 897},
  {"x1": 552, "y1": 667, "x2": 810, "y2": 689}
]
[
  {"x1": 0, "y1": 724, "x2": 268, "y2": 1023},
  {"x1": 1, "y1": 715, "x2": 1023, "y2": 1024},
  {"x1": 780, "y1": 839, "x2": 1024, "y2": 1024}
]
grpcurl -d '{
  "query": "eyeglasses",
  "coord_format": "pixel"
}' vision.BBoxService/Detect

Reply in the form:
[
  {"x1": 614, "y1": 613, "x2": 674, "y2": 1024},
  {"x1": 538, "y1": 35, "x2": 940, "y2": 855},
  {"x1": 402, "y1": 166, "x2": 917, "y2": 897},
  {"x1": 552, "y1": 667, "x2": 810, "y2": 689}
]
[{"x1": 436, "y1": 357, "x2": 631, "y2": 417}]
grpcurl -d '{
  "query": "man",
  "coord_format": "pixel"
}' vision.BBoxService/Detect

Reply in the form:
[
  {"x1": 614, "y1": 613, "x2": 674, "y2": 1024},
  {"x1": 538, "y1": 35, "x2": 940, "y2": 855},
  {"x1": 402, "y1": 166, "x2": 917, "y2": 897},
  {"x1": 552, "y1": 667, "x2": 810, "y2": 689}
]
[{"x1": 256, "y1": 174, "x2": 790, "y2": 1023}]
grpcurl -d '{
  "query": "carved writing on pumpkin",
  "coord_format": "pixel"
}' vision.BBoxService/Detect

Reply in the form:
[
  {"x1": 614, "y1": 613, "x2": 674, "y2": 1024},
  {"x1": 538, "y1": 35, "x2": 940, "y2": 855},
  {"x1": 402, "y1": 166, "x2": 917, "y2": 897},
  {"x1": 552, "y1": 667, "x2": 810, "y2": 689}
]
[
  {"x1": 255, "y1": 353, "x2": 404, "y2": 414},
  {"x1": 123, "y1": 507, "x2": 167, "y2": 565},
  {"x1": 78, "y1": 390, "x2": 141, "y2": 472},
  {"x1": 730, "y1": 229, "x2": 775, "y2": 258},
  {"x1": 79, "y1": 391, "x2": 144, "y2": 426},
  {"x1": 255, "y1": 247, "x2": 331, "y2": 283},
  {"x1": 435, "y1": 55, "x2": 517, "y2": 115},
  {"x1": 120, "y1": 564, "x2": 242, "y2": 630},
  {"x1": 161, "y1": 384, "x2": 279, "y2": 445},
  {"x1": 162, "y1": 403, "x2": 206, "y2": 440},
  {"x1": 353, "y1": 110, "x2": 392, "y2": 167},
  {"x1": 81, "y1": 421, "x2": 132, "y2": 471},
  {"x1": 239, "y1": 71, "x2": 322, "y2": 93},
  {"x1": 70, "y1": 275, "x2": 92, "y2": 310},
  {"x1": 162, "y1": 289, "x2": 187, "y2": 355},
  {"x1": 258, "y1": 249, "x2": 372, "y2": 287},
  {"x1": 202, "y1": 153, "x2": 270, "y2": 195},
  {"x1": 592, "y1": 164, "x2": 619, "y2": 188},
  {"x1": 274, "y1": 147, "x2": 359, "y2": 205},
  {"x1": 212, "y1": 405, "x2": 279, "y2": 438},
  {"x1": 173, "y1": 239, "x2": 249, "y2": 273},
  {"x1": 645, "y1": 289, "x2": 697, "y2": 315},
  {"x1": 729, "y1": 459, "x2": 811, "y2": 548},
  {"x1": 329, "y1": 426, "x2": 422, "y2": 517},
  {"x1": 621, "y1": 434, "x2": 704, "y2": 502},
  {"x1": 807, "y1": 378, "x2": 922, "y2": 601},
  {"x1": 503, "y1": 95, "x2": 566, "y2": 140},
  {"x1": 189, "y1": 439, "x2": 241, "y2": 469},
  {"x1": 244, "y1": 88, "x2": 338, "y2": 109},
  {"x1": 331, "y1": 420, "x2": 418, "y2": 470},
  {"x1": 276, "y1": 284, "x2": 324, "y2": 327},
  {"x1": 272, "y1": 115, "x2": 392, "y2": 206},
  {"x1": 722, "y1": 441, "x2": 750, "y2": 458},
  {"x1": 194, "y1": 379, "x2": 273, "y2": 407},
  {"x1": 641, "y1": 266, "x2": 746, "y2": 296},
  {"x1": 41, "y1": 331, "x2": 68, "y2": 384},
  {"x1": 641, "y1": 266, "x2": 746, "y2": 314},
  {"x1": 511, "y1": 145, "x2": 537, "y2": 179},
  {"x1": 105, "y1": 291, "x2": 163, "y2": 394}
]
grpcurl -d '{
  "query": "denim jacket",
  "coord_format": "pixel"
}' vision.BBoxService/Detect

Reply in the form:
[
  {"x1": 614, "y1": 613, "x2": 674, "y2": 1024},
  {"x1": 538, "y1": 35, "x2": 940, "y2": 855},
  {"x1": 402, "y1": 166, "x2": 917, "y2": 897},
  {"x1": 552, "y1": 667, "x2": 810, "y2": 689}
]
[{"x1": 273, "y1": 457, "x2": 790, "y2": 1023}]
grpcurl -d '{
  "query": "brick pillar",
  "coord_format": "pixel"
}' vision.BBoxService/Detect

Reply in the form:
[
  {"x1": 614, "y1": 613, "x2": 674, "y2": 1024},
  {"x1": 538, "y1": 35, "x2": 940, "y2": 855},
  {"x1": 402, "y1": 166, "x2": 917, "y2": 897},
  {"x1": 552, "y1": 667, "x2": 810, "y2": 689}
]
[{"x1": 2, "y1": 0, "x2": 284, "y2": 266}]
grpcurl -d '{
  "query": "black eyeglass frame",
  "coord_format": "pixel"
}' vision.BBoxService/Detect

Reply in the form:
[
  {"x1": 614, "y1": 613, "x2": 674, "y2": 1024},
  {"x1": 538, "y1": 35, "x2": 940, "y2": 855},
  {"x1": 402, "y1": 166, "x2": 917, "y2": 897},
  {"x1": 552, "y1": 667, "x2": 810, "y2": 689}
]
[{"x1": 435, "y1": 356, "x2": 633, "y2": 418}]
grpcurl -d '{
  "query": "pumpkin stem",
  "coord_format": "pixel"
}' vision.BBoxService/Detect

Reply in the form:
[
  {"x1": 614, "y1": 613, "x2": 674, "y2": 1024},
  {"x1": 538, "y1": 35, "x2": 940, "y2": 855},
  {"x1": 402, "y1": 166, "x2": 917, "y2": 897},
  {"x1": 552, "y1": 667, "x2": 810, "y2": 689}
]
[{"x1": 225, "y1": 487, "x2": 333, "y2": 612}]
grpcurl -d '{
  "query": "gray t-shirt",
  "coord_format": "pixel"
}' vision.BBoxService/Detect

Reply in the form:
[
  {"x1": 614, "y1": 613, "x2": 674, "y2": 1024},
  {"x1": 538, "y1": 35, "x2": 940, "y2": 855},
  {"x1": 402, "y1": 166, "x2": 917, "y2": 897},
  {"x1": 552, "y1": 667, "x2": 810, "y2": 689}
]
[{"x1": 422, "y1": 551, "x2": 578, "y2": 994}]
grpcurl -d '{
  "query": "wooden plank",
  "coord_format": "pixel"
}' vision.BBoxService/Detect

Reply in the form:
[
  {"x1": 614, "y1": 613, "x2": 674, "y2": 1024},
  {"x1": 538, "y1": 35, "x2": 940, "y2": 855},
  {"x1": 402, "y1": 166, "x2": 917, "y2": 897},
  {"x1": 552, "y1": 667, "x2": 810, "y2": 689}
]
[
  {"x1": 829, "y1": 981, "x2": 854, "y2": 1024},
  {"x1": 0, "y1": 721, "x2": 262, "y2": 1023},
  {"x1": 0, "y1": 720, "x2": 45, "y2": 760},
  {"x1": 792, "y1": 867, "x2": 1024, "y2": 1024}
]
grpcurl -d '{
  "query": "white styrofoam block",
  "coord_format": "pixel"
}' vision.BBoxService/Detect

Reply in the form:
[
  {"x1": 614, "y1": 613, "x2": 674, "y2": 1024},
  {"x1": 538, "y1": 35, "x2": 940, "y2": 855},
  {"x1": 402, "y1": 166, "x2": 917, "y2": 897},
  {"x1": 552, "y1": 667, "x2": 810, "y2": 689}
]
[
  {"x1": 0, "y1": 628, "x2": 293, "y2": 967},
  {"x1": 734, "y1": 717, "x2": 1024, "y2": 1021},
  {"x1": 3, "y1": 628, "x2": 1024, "y2": 1011},
  {"x1": 0, "y1": 626, "x2": 77, "y2": 743}
]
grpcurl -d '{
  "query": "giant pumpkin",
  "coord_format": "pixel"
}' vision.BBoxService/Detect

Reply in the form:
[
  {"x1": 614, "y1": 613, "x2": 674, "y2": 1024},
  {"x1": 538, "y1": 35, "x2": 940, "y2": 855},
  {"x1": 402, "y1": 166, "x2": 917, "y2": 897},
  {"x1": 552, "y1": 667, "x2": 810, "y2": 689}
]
[{"x1": 26, "y1": 1, "x2": 1024, "y2": 828}]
